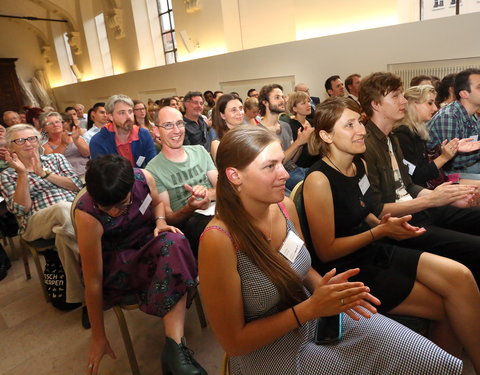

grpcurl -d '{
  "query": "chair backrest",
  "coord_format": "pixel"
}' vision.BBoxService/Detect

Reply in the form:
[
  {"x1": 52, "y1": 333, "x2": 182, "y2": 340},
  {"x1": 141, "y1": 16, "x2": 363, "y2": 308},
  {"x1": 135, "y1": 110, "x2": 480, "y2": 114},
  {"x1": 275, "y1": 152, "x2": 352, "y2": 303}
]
[
  {"x1": 289, "y1": 180, "x2": 314, "y2": 252},
  {"x1": 70, "y1": 187, "x2": 87, "y2": 236}
]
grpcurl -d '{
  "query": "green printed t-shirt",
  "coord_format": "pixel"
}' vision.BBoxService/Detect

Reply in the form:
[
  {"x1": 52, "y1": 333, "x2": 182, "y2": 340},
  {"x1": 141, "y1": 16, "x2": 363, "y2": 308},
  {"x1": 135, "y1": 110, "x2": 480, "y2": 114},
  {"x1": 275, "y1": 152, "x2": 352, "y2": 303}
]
[{"x1": 146, "y1": 145, "x2": 216, "y2": 212}]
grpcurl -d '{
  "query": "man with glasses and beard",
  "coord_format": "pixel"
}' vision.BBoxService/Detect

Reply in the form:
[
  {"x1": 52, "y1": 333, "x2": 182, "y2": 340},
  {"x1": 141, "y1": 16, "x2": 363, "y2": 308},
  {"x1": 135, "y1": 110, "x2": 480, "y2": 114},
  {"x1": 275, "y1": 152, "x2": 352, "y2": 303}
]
[{"x1": 89, "y1": 95, "x2": 156, "y2": 168}]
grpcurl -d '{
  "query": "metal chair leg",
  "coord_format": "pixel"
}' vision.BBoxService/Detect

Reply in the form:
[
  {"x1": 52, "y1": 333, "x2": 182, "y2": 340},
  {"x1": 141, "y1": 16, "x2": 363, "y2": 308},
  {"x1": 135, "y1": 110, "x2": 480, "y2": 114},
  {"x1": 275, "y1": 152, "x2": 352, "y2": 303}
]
[
  {"x1": 19, "y1": 241, "x2": 31, "y2": 280},
  {"x1": 113, "y1": 305, "x2": 141, "y2": 375},
  {"x1": 30, "y1": 248, "x2": 49, "y2": 302},
  {"x1": 194, "y1": 292, "x2": 207, "y2": 328}
]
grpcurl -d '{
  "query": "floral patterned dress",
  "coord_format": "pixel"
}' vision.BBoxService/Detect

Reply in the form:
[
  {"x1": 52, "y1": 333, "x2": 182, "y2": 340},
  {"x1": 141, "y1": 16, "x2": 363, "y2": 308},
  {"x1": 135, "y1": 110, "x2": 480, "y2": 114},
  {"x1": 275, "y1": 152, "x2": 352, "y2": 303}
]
[{"x1": 76, "y1": 169, "x2": 197, "y2": 316}]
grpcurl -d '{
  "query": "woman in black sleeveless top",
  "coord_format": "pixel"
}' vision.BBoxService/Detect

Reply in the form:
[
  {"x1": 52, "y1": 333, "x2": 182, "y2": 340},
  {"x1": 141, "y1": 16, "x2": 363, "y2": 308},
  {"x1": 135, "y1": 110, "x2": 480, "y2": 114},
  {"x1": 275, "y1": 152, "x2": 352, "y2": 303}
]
[{"x1": 300, "y1": 97, "x2": 480, "y2": 370}]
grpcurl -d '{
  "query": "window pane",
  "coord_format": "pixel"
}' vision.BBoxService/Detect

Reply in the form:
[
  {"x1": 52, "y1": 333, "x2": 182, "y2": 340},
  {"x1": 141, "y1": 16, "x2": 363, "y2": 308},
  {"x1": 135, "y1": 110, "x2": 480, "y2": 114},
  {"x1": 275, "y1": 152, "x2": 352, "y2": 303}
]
[
  {"x1": 165, "y1": 51, "x2": 176, "y2": 64},
  {"x1": 160, "y1": 13, "x2": 171, "y2": 31},
  {"x1": 158, "y1": 0, "x2": 169, "y2": 13},
  {"x1": 170, "y1": 13, "x2": 175, "y2": 29},
  {"x1": 162, "y1": 32, "x2": 174, "y2": 51}
]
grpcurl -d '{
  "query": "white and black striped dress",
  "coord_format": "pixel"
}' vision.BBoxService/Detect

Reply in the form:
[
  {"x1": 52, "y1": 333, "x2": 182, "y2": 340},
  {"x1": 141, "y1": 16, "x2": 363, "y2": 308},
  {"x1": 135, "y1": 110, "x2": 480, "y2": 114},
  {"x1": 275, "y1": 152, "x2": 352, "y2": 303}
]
[{"x1": 227, "y1": 209, "x2": 463, "y2": 375}]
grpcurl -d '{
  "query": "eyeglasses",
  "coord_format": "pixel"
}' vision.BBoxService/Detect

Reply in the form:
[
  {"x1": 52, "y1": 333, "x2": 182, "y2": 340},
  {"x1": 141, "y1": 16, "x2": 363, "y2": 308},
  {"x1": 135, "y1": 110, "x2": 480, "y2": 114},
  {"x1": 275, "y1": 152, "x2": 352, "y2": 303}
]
[
  {"x1": 134, "y1": 107, "x2": 146, "y2": 111},
  {"x1": 11, "y1": 136, "x2": 39, "y2": 145},
  {"x1": 156, "y1": 120, "x2": 186, "y2": 130}
]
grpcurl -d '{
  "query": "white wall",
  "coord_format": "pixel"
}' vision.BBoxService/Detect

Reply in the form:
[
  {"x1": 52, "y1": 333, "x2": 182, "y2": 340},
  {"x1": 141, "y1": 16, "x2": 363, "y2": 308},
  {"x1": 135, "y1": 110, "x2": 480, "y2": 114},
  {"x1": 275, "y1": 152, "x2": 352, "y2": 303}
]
[{"x1": 52, "y1": 12, "x2": 480, "y2": 109}]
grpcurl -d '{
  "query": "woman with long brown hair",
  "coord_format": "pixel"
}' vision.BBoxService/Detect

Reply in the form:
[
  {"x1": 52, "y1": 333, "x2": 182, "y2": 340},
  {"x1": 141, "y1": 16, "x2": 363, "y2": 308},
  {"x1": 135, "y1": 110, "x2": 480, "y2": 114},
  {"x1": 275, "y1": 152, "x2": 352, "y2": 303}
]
[{"x1": 198, "y1": 125, "x2": 462, "y2": 374}]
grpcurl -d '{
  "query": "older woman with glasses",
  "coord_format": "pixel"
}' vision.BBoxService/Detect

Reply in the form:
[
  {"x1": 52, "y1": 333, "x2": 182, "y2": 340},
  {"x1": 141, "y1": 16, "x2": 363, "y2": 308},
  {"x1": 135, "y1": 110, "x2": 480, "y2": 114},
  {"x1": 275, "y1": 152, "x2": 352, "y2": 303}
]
[
  {"x1": 75, "y1": 154, "x2": 206, "y2": 375},
  {"x1": 41, "y1": 112, "x2": 90, "y2": 177},
  {"x1": 0, "y1": 124, "x2": 84, "y2": 306}
]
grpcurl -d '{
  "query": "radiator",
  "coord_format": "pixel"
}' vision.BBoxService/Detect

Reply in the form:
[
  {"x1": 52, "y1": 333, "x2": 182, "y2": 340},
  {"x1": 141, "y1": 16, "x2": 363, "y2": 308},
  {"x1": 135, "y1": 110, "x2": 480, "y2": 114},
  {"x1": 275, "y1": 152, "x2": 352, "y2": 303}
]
[{"x1": 388, "y1": 57, "x2": 480, "y2": 87}]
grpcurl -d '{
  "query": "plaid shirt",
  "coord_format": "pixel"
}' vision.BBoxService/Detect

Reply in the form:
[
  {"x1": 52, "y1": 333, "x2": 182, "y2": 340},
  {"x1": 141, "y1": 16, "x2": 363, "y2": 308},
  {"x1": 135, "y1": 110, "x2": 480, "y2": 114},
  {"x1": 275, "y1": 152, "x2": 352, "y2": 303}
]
[
  {"x1": 0, "y1": 153, "x2": 83, "y2": 233},
  {"x1": 427, "y1": 101, "x2": 480, "y2": 171}
]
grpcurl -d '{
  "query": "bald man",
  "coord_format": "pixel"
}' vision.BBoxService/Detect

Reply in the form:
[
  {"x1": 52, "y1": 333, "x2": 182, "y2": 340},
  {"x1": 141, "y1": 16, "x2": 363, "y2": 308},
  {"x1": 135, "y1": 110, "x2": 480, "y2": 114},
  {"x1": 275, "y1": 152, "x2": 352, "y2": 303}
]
[
  {"x1": 3, "y1": 111, "x2": 21, "y2": 127},
  {"x1": 145, "y1": 106, "x2": 217, "y2": 256}
]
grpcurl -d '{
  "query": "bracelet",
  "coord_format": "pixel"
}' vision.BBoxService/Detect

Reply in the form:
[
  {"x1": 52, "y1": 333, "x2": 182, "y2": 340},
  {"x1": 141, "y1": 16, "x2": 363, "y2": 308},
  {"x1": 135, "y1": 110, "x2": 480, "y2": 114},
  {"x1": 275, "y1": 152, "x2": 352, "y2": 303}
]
[
  {"x1": 369, "y1": 228, "x2": 376, "y2": 242},
  {"x1": 155, "y1": 216, "x2": 166, "y2": 222},
  {"x1": 291, "y1": 306, "x2": 301, "y2": 328},
  {"x1": 41, "y1": 171, "x2": 51, "y2": 179}
]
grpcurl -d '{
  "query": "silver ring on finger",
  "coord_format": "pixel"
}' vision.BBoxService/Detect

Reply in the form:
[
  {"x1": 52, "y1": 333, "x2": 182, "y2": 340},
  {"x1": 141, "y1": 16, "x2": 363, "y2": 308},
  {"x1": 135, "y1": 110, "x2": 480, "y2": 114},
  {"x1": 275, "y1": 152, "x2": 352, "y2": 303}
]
[
  {"x1": 88, "y1": 364, "x2": 93, "y2": 369},
  {"x1": 340, "y1": 298, "x2": 344, "y2": 305}
]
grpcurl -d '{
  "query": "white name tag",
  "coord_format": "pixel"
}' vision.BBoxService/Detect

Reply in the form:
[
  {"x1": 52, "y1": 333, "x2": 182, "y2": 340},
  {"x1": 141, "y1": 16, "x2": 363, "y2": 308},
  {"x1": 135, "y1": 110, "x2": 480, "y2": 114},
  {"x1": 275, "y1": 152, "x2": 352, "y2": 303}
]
[
  {"x1": 136, "y1": 156, "x2": 146, "y2": 167},
  {"x1": 402, "y1": 159, "x2": 416, "y2": 175},
  {"x1": 139, "y1": 193, "x2": 152, "y2": 215},
  {"x1": 358, "y1": 174, "x2": 370, "y2": 195},
  {"x1": 279, "y1": 231, "x2": 304, "y2": 263}
]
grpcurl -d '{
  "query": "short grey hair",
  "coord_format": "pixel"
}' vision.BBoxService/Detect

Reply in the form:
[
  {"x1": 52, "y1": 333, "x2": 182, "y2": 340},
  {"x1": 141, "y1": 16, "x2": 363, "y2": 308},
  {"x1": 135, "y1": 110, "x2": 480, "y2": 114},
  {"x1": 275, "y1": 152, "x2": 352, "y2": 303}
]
[
  {"x1": 39, "y1": 111, "x2": 63, "y2": 128},
  {"x1": 105, "y1": 94, "x2": 134, "y2": 114},
  {"x1": 2, "y1": 110, "x2": 19, "y2": 122},
  {"x1": 5, "y1": 124, "x2": 42, "y2": 151}
]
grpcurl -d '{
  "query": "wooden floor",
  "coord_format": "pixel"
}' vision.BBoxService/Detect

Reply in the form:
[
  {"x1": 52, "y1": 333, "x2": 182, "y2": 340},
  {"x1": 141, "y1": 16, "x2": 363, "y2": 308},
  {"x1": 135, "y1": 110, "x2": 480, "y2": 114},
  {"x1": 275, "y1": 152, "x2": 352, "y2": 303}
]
[{"x1": 0, "y1": 238, "x2": 475, "y2": 375}]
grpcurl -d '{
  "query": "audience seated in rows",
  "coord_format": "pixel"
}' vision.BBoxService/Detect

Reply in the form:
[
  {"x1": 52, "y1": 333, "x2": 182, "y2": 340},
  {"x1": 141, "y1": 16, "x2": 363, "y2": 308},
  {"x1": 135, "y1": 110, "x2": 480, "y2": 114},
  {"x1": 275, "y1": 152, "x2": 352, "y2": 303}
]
[
  {"x1": 3, "y1": 111, "x2": 21, "y2": 128},
  {"x1": 285, "y1": 91, "x2": 319, "y2": 168},
  {"x1": 82, "y1": 102, "x2": 107, "y2": 144},
  {"x1": 89, "y1": 95, "x2": 156, "y2": 168},
  {"x1": 258, "y1": 84, "x2": 313, "y2": 191},
  {"x1": 75, "y1": 155, "x2": 206, "y2": 375},
  {"x1": 199, "y1": 125, "x2": 464, "y2": 375},
  {"x1": 0, "y1": 124, "x2": 83, "y2": 305},
  {"x1": 73, "y1": 103, "x2": 88, "y2": 129},
  {"x1": 243, "y1": 97, "x2": 260, "y2": 125},
  {"x1": 210, "y1": 94, "x2": 245, "y2": 162},
  {"x1": 301, "y1": 97, "x2": 480, "y2": 370},
  {"x1": 436, "y1": 73, "x2": 457, "y2": 108},
  {"x1": 294, "y1": 83, "x2": 319, "y2": 122},
  {"x1": 427, "y1": 68, "x2": 480, "y2": 175},
  {"x1": 325, "y1": 75, "x2": 345, "y2": 98},
  {"x1": 344, "y1": 73, "x2": 362, "y2": 106},
  {"x1": 182, "y1": 91, "x2": 212, "y2": 152},
  {"x1": 145, "y1": 106, "x2": 217, "y2": 256},
  {"x1": 40, "y1": 111, "x2": 90, "y2": 177},
  {"x1": 394, "y1": 84, "x2": 480, "y2": 188},
  {"x1": 359, "y1": 71, "x2": 480, "y2": 285}
]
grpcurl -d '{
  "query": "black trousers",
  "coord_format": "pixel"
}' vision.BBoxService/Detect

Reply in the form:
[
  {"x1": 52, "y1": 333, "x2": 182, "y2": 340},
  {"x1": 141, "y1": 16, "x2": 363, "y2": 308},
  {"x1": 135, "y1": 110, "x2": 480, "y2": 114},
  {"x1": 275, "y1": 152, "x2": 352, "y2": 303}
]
[
  {"x1": 396, "y1": 205, "x2": 480, "y2": 285},
  {"x1": 180, "y1": 213, "x2": 213, "y2": 258}
]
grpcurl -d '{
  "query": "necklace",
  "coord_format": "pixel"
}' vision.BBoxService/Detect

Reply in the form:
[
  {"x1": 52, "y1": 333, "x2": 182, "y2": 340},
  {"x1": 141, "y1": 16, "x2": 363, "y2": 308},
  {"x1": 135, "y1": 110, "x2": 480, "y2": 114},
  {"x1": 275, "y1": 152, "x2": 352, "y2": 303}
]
[
  {"x1": 266, "y1": 208, "x2": 273, "y2": 242},
  {"x1": 325, "y1": 155, "x2": 346, "y2": 175}
]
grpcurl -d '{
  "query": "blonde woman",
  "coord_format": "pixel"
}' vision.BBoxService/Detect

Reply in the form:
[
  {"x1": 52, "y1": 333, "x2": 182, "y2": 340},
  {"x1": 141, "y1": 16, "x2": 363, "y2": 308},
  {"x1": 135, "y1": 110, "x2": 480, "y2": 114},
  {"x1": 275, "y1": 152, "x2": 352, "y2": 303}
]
[{"x1": 394, "y1": 85, "x2": 480, "y2": 188}]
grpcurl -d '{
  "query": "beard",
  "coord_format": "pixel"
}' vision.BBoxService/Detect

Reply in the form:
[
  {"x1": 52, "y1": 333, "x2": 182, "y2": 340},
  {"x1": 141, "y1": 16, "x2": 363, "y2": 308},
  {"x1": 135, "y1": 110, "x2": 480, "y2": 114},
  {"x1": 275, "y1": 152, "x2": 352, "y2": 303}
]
[
  {"x1": 115, "y1": 119, "x2": 134, "y2": 131},
  {"x1": 269, "y1": 102, "x2": 285, "y2": 114}
]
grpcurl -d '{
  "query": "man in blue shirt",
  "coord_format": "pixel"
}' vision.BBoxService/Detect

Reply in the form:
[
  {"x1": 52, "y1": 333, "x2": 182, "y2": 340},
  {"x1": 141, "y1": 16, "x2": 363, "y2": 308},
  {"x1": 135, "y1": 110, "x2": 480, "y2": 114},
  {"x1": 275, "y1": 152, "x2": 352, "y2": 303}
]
[{"x1": 89, "y1": 95, "x2": 156, "y2": 168}]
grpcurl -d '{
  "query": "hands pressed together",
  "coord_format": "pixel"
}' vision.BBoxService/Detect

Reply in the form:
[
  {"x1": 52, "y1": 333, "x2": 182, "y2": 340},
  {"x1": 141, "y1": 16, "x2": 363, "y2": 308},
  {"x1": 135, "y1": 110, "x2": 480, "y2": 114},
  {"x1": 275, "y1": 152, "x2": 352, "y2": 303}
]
[{"x1": 309, "y1": 268, "x2": 380, "y2": 322}]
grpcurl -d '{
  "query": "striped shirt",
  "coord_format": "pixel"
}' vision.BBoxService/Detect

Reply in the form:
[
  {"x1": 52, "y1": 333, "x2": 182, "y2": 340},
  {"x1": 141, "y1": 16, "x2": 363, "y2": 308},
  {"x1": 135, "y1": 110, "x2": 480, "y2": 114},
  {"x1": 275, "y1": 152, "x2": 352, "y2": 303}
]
[{"x1": 0, "y1": 153, "x2": 82, "y2": 232}]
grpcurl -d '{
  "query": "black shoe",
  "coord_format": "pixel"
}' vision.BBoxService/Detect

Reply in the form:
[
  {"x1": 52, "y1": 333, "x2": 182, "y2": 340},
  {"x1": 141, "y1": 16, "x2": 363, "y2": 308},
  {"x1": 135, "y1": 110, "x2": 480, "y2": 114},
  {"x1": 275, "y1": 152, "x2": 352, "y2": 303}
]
[
  {"x1": 82, "y1": 306, "x2": 91, "y2": 329},
  {"x1": 161, "y1": 336, "x2": 207, "y2": 375}
]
